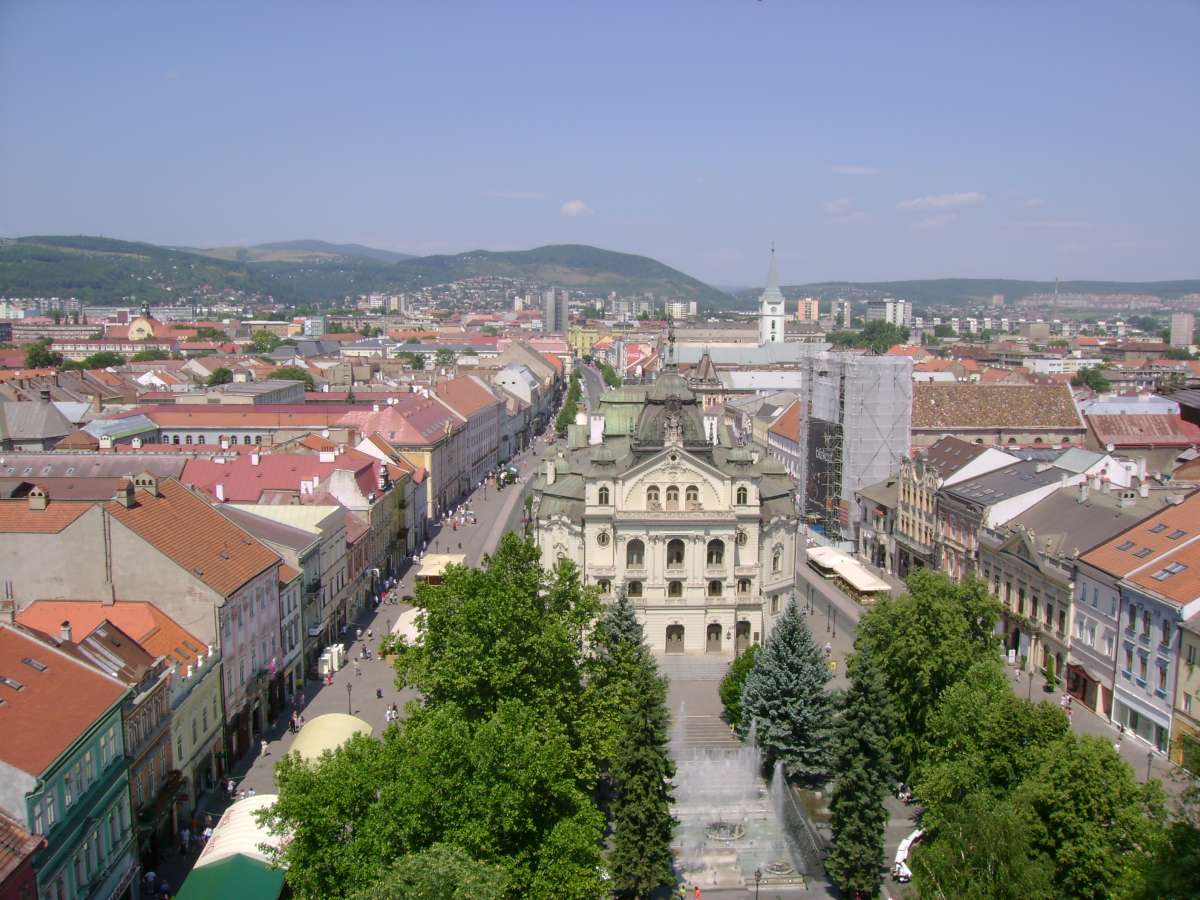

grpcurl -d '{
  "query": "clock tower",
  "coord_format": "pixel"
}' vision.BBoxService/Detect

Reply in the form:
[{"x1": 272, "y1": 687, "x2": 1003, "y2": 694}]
[{"x1": 758, "y1": 246, "x2": 787, "y2": 345}]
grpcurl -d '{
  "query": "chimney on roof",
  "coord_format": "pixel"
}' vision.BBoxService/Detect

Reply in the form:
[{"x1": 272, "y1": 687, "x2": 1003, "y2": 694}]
[
  {"x1": 1139, "y1": 481, "x2": 1150, "y2": 499},
  {"x1": 98, "y1": 434, "x2": 114, "y2": 451},
  {"x1": 372, "y1": 403, "x2": 380, "y2": 412},
  {"x1": 114, "y1": 478, "x2": 135, "y2": 507},
  {"x1": 220, "y1": 437, "x2": 230, "y2": 450},
  {"x1": 545, "y1": 459, "x2": 556, "y2": 485},
  {"x1": 131, "y1": 436, "x2": 143, "y2": 449},
  {"x1": 27, "y1": 486, "x2": 47, "y2": 511},
  {"x1": 1079, "y1": 481, "x2": 1089, "y2": 503},
  {"x1": 1137, "y1": 457, "x2": 1148, "y2": 481},
  {"x1": 59, "y1": 620, "x2": 72, "y2": 643},
  {"x1": 215, "y1": 483, "x2": 225, "y2": 502},
  {"x1": 133, "y1": 472, "x2": 158, "y2": 497},
  {"x1": 251, "y1": 452, "x2": 260, "y2": 466},
  {"x1": 0, "y1": 599, "x2": 13, "y2": 625}
]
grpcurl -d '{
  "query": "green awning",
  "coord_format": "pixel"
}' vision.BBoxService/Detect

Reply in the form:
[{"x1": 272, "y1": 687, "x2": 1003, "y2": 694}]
[{"x1": 176, "y1": 853, "x2": 285, "y2": 900}]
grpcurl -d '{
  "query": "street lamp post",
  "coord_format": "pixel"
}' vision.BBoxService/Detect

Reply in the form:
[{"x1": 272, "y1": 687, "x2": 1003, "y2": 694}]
[
  {"x1": 826, "y1": 601, "x2": 832, "y2": 633},
  {"x1": 1147, "y1": 750, "x2": 1154, "y2": 783},
  {"x1": 832, "y1": 608, "x2": 837, "y2": 639},
  {"x1": 346, "y1": 683, "x2": 353, "y2": 715},
  {"x1": 754, "y1": 867, "x2": 762, "y2": 900}
]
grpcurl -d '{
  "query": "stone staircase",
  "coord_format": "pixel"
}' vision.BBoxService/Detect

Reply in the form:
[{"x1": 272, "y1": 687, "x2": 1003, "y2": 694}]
[{"x1": 654, "y1": 653, "x2": 732, "y2": 682}]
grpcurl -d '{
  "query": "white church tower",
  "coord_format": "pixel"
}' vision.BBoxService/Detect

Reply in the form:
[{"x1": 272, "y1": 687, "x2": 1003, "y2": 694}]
[{"x1": 758, "y1": 245, "x2": 787, "y2": 345}]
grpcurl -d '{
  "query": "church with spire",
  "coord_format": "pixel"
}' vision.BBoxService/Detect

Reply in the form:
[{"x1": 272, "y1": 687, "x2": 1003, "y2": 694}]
[{"x1": 758, "y1": 246, "x2": 787, "y2": 345}]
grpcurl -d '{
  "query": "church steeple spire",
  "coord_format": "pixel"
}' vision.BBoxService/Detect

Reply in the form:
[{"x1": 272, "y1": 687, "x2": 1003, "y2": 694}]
[
  {"x1": 758, "y1": 244, "x2": 786, "y2": 346},
  {"x1": 766, "y1": 242, "x2": 779, "y2": 291}
]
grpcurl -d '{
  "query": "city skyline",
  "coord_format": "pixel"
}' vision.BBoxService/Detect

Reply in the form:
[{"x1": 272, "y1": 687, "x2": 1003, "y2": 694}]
[{"x1": 2, "y1": 1, "x2": 1197, "y2": 285}]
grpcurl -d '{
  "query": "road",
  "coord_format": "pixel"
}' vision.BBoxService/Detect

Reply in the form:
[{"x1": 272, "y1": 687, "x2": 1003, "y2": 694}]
[{"x1": 579, "y1": 361, "x2": 605, "y2": 411}]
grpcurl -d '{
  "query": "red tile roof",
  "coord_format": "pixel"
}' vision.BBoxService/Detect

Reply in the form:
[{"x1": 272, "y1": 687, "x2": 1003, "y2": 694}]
[
  {"x1": 0, "y1": 499, "x2": 93, "y2": 533},
  {"x1": 434, "y1": 376, "x2": 500, "y2": 418},
  {"x1": 1087, "y1": 414, "x2": 1200, "y2": 449},
  {"x1": 181, "y1": 448, "x2": 383, "y2": 503},
  {"x1": 1081, "y1": 492, "x2": 1200, "y2": 580},
  {"x1": 105, "y1": 479, "x2": 278, "y2": 596},
  {"x1": 16, "y1": 600, "x2": 209, "y2": 669},
  {"x1": 767, "y1": 400, "x2": 802, "y2": 442},
  {"x1": 911, "y1": 383, "x2": 1083, "y2": 430},
  {"x1": 0, "y1": 625, "x2": 127, "y2": 776}
]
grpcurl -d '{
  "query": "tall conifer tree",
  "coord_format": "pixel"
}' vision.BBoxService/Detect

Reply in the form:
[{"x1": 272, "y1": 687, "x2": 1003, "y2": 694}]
[
  {"x1": 739, "y1": 597, "x2": 832, "y2": 779},
  {"x1": 608, "y1": 655, "x2": 677, "y2": 898},
  {"x1": 826, "y1": 647, "x2": 896, "y2": 898}
]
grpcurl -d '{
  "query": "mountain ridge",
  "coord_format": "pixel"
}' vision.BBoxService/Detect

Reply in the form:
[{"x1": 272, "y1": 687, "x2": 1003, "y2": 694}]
[{"x1": 0, "y1": 235, "x2": 727, "y2": 305}]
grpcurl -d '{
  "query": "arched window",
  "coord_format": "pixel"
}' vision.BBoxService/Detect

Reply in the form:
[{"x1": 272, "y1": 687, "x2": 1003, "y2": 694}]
[
  {"x1": 626, "y1": 539, "x2": 645, "y2": 567},
  {"x1": 736, "y1": 486, "x2": 748, "y2": 505},
  {"x1": 667, "y1": 539, "x2": 685, "y2": 569},
  {"x1": 646, "y1": 486, "x2": 660, "y2": 508},
  {"x1": 665, "y1": 486, "x2": 679, "y2": 510},
  {"x1": 597, "y1": 579, "x2": 611, "y2": 595},
  {"x1": 1034, "y1": 436, "x2": 1044, "y2": 445},
  {"x1": 707, "y1": 580, "x2": 723, "y2": 597},
  {"x1": 735, "y1": 530, "x2": 748, "y2": 546},
  {"x1": 598, "y1": 486, "x2": 610, "y2": 505},
  {"x1": 686, "y1": 485, "x2": 700, "y2": 508},
  {"x1": 627, "y1": 580, "x2": 643, "y2": 597},
  {"x1": 772, "y1": 546, "x2": 782, "y2": 573},
  {"x1": 1006, "y1": 437, "x2": 1017, "y2": 444},
  {"x1": 668, "y1": 581, "x2": 683, "y2": 598},
  {"x1": 706, "y1": 539, "x2": 724, "y2": 567},
  {"x1": 738, "y1": 578, "x2": 751, "y2": 595}
]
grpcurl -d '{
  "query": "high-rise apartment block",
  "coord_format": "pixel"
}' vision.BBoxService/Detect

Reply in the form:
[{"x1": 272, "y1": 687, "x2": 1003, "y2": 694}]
[
  {"x1": 543, "y1": 288, "x2": 569, "y2": 334},
  {"x1": 1170, "y1": 312, "x2": 1194, "y2": 348},
  {"x1": 796, "y1": 297, "x2": 819, "y2": 321},
  {"x1": 865, "y1": 297, "x2": 911, "y2": 328},
  {"x1": 830, "y1": 299, "x2": 852, "y2": 329}
]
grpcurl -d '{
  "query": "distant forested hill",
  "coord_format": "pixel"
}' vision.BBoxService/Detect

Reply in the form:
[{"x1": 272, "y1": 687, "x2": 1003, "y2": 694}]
[{"x1": 0, "y1": 236, "x2": 726, "y2": 305}]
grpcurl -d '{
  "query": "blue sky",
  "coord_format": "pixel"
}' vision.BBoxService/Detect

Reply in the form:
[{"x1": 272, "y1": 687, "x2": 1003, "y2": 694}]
[{"x1": 2, "y1": 1, "x2": 1197, "y2": 285}]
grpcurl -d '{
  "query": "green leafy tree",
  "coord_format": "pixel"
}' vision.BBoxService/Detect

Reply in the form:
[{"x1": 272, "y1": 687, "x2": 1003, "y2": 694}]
[
  {"x1": 249, "y1": 329, "x2": 282, "y2": 353},
  {"x1": 405, "y1": 336, "x2": 422, "y2": 344},
  {"x1": 599, "y1": 362, "x2": 622, "y2": 388},
  {"x1": 131, "y1": 349, "x2": 170, "y2": 362},
  {"x1": 481, "y1": 325, "x2": 498, "y2": 336},
  {"x1": 912, "y1": 794, "x2": 1055, "y2": 900},
  {"x1": 350, "y1": 844, "x2": 507, "y2": 900},
  {"x1": 1072, "y1": 365, "x2": 1111, "y2": 392},
  {"x1": 1015, "y1": 734, "x2": 1165, "y2": 898},
  {"x1": 739, "y1": 598, "x2": 832, "y2": 780},
  {"x1": 270, "y1": 366, "x2": 316, "y2": 390},
  {"x1": 206, "y1": 367, "x2": 234, "y2": 386},
  {"x1": 1139, "y1": 777, "x2": 1200, "y2": 899},
  {"x1": 80, "y1": 350, "x2": 125, "y2": 369},
  {"x1": 854, "y1": 570, "x2": 1000, "y2": 777},
  {"x1": 1043, "y1": 653, "x2": 1058, "y2": 691},
  {"x1": 915, "y1": 660, "x2": 1068, "y2": 831},
  {"x1": 1165, "y1": 347, "x2": 1197, "y2": 361},
  {"x1": 25, "y1": 338, "x2": 63, "y2": 368},
  {"x1": 829, "y1": 320, "x2": 911, "y2": 353},
  {"x1": 401, "y1": 352, "x2": 425, "y2": 370},
  {"x1": 826, "y1": 648, "x2": 897, "y2": 898},
  {"x1": 718, "y1": 645, "x2": 758, "y2": 731},
  {"x1": 607, "y1": 657, "x2": 676, "y2": 898},
  {"x1": 193, "y1": 326, "x2": 230, "y2": 341},
  {"x1": 435, "y1": 349, "x2": 456, "y2": 366}
]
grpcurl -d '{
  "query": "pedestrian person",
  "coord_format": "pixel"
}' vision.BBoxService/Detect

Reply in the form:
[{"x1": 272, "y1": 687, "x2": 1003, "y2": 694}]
[
  {"x1": 356, "y1": 627, "x2": 363, "y2": 641},
  {"x1": 226, "y1": 778, "x2": 236, "y2": 799},
  {"x1": 824, "y1": 641, "x2": 832, "y2": 657},
  {"x1": 376, "y1": 687, "x2": 383, "y2": 699},
  {"x1": 354, "y1": 661, "x2": 361, "y2": 676},
  {"x1": 261, "y1": 738, "x2": 269, "y2": 756},
  {"x1": 367, "y1": 628, "x2": 373, "y2": 639},
  {"x1": 299, "y1": 713, "x2": 305, "y2": 726}
]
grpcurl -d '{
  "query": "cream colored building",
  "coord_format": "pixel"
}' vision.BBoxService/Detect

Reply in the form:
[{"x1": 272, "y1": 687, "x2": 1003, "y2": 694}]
[
  {"x1": 1172, "y1": 616, "x2": 1200, "y2": 770},
  {"x1": 532, "y1": 371, "x2": 799, "y2": 656}
]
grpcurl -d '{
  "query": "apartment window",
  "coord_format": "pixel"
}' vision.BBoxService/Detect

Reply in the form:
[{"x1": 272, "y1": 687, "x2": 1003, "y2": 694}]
[
  {"x1": 197, "y1": 435, "x2": 206, "y2": 445},
  {"x1": 1117, "y1": 540, "x2": 1136, "y2": 552},
  {"x1": 83, "y1": 750, "x2": 95, "y2": 787},
  {"x1": 646, "y1": 486, "x2": 659, "y2": 507},
  {"x1": 707, "y1": 580, "x2": 723, "y2": 597},
  {"x1": 185, "y1": 434, "x2": 193, "y2": 445},
  {"x1": 1143, "y1": 610, "x2": 1152, "y2": 636},
  {"x1": 1139, "y1": 655, "x2": 1148, "y2": 680},
  {"x1": 1125, "y1": 648, "x2": 1134, "y2": 672},
  {"x1": 736, "y1": 486, "x2": 748, "y2": 505},
  {"x1": 1134, "y1": 548, "x2": 1152, "y2": 558},
  {"x1": 772, "y1": 547, "x2": 782, "y2": 573},
  {"x1": 707, "y1": 540, "x2": 725, "y2": 566},
  {"x1": 667, "y1": 539, "x2": 685, "y2": 568},
  {"x1": 1091, "y1": 586, "x2": 1098, "y2": 608},
  {"x1": 1031, "y1": 596, "x2": 1040, "y2": 620},
  {"x1": 597, "y1": 579, "x2": 611, "y2": 595},
  {"x1": 686, "y1": 485, "x2": 700, "y2": 507},
  {"x1": 627, "y1": 581, "x2": 643, "y2": 598},
  {"x1": 597, "y1": 486, "x2": 609, "y2": 505},
  {"x1": 738, "y1": 578, "x2": 751, "y2": 595},
  {"x1": 1104, "y1": 634, "x2": 1115, "y2": 657},
  {"x1": 176, "y1": 735, "x2": 184, "y2": 762},
  {"x1": 1159, "y1": 666, "x2": 1168, "y2": 691},
  {"x1": 1018, "y1": 588, "x2": 1026, "y2": 615},
  {"x1": 1188, "y1": 643, "x2": 1197, "y2": 666},
  {"x1": 109, "y1": 811, "x2": 118, "y2": 845},
  {"x1": 771, "y1": 595, "x2": 779, "y2": 614},
  {"x1": 1162, "y1": 621, "x2": 1173, "y2": 647},
  {"x1": 1087, "y1": 623, "x2": 1096, "y2": 647},
  {"x1": 1168, "y1": 529, "x2": 1187, "y2": 540},
  {"x1": 665, "y1": 486, "x2": 679, "y2": 510},
  {"x1": 1186, "y1": 693, "x2": 1194, "y2": 714},
  {"x1": 1150, "y1": 523, "x2": 1168, "y2": 534},
  {"x1": 668, "y1": 581, "x2": 683, "y2": 598}
]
